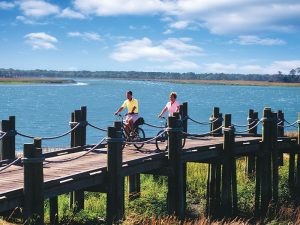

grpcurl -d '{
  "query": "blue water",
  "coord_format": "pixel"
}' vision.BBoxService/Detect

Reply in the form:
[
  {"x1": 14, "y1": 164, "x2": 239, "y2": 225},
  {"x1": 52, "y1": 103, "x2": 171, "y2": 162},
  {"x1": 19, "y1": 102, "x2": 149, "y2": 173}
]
[{"x1": 0, "y1": 79, "x2": 299, "y2": 151}]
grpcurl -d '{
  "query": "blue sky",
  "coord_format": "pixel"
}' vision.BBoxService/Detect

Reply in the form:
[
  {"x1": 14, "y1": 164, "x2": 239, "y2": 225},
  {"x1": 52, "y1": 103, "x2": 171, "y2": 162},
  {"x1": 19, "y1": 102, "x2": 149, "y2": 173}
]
[{"x1": 0, "y1": 0, "x2": 300, "y2": 74}]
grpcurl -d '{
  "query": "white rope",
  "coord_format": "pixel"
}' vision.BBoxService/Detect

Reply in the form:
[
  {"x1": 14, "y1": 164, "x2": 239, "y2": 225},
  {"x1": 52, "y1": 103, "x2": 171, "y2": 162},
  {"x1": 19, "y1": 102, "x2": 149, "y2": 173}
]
[{"x1": 0, "y1": 157, "x2": 22, "y2": 173}]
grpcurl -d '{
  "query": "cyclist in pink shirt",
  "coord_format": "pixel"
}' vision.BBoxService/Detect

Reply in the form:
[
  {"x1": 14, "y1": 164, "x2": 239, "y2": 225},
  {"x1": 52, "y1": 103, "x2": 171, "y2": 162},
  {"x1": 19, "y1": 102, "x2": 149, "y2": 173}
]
[{"x1": 158, "y1": 92, "x2": 180, "y2": 118}]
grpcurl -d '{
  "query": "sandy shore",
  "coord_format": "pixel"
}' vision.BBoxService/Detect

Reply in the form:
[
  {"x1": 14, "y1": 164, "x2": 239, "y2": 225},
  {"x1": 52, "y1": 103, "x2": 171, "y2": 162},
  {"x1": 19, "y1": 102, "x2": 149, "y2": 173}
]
[{"x1": 0, "y1": 77, "x2": 76, "y2": 84}]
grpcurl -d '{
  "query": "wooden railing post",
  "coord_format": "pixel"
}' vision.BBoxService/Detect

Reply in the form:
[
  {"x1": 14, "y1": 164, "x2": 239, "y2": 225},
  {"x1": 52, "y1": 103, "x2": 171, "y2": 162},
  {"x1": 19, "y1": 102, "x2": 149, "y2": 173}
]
[
  {"x1": 23, "y1": 138, "x2": 44, "y2": 225},
  {"x1": 256, "y1": 107, "x2": 273, "y2": 217},
  {"x1": 246, "y1": 109, "x2": 256, "y2": 175},
  {"x1": 106, "y1": 122, "x2": 124, "y2": 224},
  {"x1": 277, "y1": 110, "x2": 284, "y2": 166},
  {"x1": 167, "y1": 114, "x2": 186, "y2": 218},
  {"x1": 70, "y1": 107, "x2": 87, "y2": 212},
  {"x1": 180, "y1": 102, "x2": 188, "y2": 134},
  {"x1": 207, "y1": 107, "x2": 222, "y2": 216},
  {"x1": 271, "y1": 112, "x2": 279, "y2": 203},
  {"x1": 0, "y1": 117, "x2": 15, "y2": 160},
  {"x1": 220, "y1": 114, "x2": 236, "y2": 216},
  {"x1": 295, "y1": 113, "x2": 300, "y2": 201}
]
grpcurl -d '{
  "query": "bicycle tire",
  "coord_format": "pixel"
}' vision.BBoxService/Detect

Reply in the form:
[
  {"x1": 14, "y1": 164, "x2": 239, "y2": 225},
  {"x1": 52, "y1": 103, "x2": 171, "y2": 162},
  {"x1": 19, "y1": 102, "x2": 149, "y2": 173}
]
[
  {"x1": 155, "y1": 130, "x2": 168, "y2": 151},
  {"x1": 133, "y1": 127, "x2": 145, "y2": 150}
]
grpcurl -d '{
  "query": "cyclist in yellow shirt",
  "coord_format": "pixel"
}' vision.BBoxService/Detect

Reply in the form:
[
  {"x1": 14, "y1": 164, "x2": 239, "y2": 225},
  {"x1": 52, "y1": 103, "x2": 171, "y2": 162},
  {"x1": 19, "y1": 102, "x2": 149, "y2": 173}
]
[{"x1": 114, "y1": 90, "x2": 139, "y2": 134}]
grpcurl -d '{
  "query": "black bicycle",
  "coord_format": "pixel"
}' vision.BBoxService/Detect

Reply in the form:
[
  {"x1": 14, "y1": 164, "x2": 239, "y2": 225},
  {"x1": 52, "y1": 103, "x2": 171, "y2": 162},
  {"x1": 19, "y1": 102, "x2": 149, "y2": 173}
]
[
  {"x1": 155, "y1": 116, "x2": 186, "y2": 151},
  {"x1": 116, "y1": 114, "x2": 146, "y2": 150}
]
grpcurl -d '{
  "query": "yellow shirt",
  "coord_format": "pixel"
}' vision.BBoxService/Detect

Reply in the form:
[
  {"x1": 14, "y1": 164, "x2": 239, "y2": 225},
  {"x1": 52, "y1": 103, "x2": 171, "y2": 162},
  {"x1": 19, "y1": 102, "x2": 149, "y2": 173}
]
[{"x1": 121, "y1": 98, "x2": 139, "y2": 113}]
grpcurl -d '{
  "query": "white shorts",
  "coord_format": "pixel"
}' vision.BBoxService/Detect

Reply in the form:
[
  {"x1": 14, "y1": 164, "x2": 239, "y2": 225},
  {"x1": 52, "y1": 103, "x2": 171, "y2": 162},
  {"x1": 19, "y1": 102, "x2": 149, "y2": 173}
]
[{"x1": 125, "y1": 114, "x2": 139, "y2": 124}]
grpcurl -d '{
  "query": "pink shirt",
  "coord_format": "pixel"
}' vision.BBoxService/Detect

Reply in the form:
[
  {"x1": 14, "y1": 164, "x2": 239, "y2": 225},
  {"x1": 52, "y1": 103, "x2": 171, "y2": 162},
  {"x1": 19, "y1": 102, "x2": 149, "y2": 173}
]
[{"x1": 166, "y1": 101, "x2": 180, "y2": 116}]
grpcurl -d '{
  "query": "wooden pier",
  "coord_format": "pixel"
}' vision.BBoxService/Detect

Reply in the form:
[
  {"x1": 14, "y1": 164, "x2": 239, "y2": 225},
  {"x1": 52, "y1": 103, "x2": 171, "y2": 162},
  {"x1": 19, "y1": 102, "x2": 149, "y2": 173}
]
[{"x1": 0, "y1": 104, "x2": 299, "y2": 224}]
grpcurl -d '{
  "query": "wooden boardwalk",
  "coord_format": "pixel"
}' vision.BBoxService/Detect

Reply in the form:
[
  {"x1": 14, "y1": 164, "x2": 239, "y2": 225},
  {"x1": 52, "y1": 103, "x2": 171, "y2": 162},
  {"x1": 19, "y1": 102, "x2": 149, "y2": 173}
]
[{"x1": 0, "y1": 104, "x2": 299, "y2": 224}]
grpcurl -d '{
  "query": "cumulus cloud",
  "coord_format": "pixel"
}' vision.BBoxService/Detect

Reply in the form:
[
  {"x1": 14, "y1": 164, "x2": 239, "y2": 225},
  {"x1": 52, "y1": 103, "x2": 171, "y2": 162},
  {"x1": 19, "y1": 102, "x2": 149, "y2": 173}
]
[
  {"x1": 203, "y1": 60, "x2": 300, "y2": 74},
  {"x1": 0, "y1": 1, "x2": 15, "y2": 9},
  {"x1": 24, "y1": 32, "x2": 57, "y2": 50},
  {"x1": 19, "y1": 0, "x2": 59, "y2": 17},
  {"x1": 59, "y1": 8, "x2": 85, "y2": 19},
  {"x1": 72, "y1": 0, "x2": 300, "y2": 35},
  {"x1": 68, "y1": 32, "x2": 101, "y2": 41},
  {"x1": 74, "y1": 0, "x2": 173, "y2": 16},
  {"x1": 235, "y1": 35, "x2": 286, "y2": 46},
  {"x1": 110, "y1": 37, "x2": 203, "y2": 70}
]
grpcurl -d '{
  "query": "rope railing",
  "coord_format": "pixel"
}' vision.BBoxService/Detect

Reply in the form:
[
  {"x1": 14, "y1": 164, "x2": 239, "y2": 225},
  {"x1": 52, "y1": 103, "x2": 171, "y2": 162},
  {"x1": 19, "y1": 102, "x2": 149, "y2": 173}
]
[
  {"x1": 232, "y1": 119, "x2": 258, "y2": 128},
  {"x1": 87, "y1": 122, "x2": 108, "y2": 132},
  {"x1": 277, "y1": 119, "x2": 299, "y2": 128},
  {"x1": 16, "y1": 122, "x2": 81, "y2": 140},
  {"x1": 235, "y1": 119, "x2": 263, "y2": 134},
  {"x1": 124, "y1": 129, "x2": 168, "y2": 145},
  {"x1": 0, "y1": 157, "x2": 22, "y2": 173},
  {"x1": 143, "y1": 122, "x2": 165, "y2": 129},
  {"x1": 184, "y1": 124, "x2": 224, "y2": 138},
  {"x1": 44, "y1": 137, "x2": 107, "y2": 163},
  {"x1": 188, "y1": 116, "x2": 219, "y2": 126},
  {"x1": 0, "y1": 132, "x2": 8, "y2": 140}
]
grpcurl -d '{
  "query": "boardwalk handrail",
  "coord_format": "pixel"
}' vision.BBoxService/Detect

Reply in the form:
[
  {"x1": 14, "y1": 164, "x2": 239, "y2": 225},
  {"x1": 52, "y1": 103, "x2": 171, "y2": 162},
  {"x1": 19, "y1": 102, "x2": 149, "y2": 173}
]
[
  {"x1": 87, "y1": 122, "x2": 108, "y2": 132},
  {"x1": 277, "y1": 119, "x2": 299, "y2": 128},
  {"x1": 232, "y1": 119, "x2": 258, "y2": 128},
  {"x1": 235, "y1": 119, "x2": 263, "y2": 134},
  {"x1": 44, "y1": 137, "x2": 107, "y2": 163},
  {"x1": 0, "y1": 157, "x2": 21, "y2": 173},
  {"x1": 188, "y1": 115, "x2": 220, "y2": 126}
]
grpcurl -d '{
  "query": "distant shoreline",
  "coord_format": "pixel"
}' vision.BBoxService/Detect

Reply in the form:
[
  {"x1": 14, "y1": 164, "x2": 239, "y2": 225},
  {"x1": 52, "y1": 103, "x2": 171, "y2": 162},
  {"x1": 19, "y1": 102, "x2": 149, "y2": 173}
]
[
  {"x1": 0, "y1": 77, "x2": 76, "y2": 84},
  {"x1": 103, "y1": 77, "x2": 300, "y2": 87},
  {"x1": 1, "y1": 77, "x2": 300, "y2": 87}
]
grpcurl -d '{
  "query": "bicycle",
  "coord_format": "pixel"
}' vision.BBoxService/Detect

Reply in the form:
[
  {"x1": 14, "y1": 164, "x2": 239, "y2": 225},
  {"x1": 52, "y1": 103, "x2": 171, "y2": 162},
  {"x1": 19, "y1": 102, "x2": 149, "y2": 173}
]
[
  {"x1": 116, "y1": 114, "x2": 146, "y2": 150},
  {"x1": 155, "y1": 116, "x2": 186, "y2": 151}
]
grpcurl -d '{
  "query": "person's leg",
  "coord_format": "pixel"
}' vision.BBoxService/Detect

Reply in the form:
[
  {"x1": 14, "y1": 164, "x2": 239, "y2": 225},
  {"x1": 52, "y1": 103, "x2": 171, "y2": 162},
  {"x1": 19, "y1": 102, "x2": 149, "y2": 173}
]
[{"x1": 128, "y1": 118, "x2": 134, "y2": 134}]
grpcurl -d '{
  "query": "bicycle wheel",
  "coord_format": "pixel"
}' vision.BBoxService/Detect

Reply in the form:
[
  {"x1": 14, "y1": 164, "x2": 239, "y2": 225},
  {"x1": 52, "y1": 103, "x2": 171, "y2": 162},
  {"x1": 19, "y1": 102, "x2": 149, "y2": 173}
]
[
  {"x1": 121, "y1": 132, "x2": 126, "y2": 150},
  {"x1": 133, "y1": 127, "x2": 145, "y2": 150},
  {"x1": 155, "y1": 130, "x2": 168, "y2": 151}
]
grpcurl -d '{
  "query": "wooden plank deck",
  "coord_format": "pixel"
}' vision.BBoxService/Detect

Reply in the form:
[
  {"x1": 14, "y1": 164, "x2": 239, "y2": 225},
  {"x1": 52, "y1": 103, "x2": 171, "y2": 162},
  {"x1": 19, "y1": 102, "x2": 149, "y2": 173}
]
[{"x1": 0, "y1": 135, "x2": 296, "y2": 213}]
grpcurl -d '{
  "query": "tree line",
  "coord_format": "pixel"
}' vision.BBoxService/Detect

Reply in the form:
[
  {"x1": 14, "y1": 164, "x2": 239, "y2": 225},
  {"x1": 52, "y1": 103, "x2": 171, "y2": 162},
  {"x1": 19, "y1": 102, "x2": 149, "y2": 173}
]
[{"x1": 0, "y1": 68, "x2": 300, "y2": 83}]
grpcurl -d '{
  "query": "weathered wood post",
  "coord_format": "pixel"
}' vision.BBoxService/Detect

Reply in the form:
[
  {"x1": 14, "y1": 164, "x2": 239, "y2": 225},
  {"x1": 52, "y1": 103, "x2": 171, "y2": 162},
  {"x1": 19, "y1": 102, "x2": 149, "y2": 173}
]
[
  {"x1": 271, "y1": 112, "x2": 279, "y2": 203},
  {"x1": 246, "y1": 109, "x2": 256, "y2": 175},
  {"x1": 180, "y1": 102, "x2": 188, "y2": 134},
  {"x1": 167, "y1": 113, "x2": 186, "y2": 218},
  {"x1": 277, "y1": 110, "x2": 284, "y2": 166},
  {"x1": 220, "y1": 114, "x2": 236, "y2": 216},
  {"x1": 255, "y1": 107, "x2": 273, "y2": 217},
  {"x1": 0, "y1": 117, "x2": 16, "y2": 160},
  {"x1": 70, "y1": 107, "x2": 87, "y2": 212},
  {"x1": 295, "y1": 113, "x2": 300, "y2": 201},
  {"x1": 23, "y1": 138, "x2": 44, "y2": 225},
  {"x1": 207, "y1": 107, "x2": 222, "y2": 216},
  {"x1": 106, "y1": 121, "x2": 124, "y2": 224}
]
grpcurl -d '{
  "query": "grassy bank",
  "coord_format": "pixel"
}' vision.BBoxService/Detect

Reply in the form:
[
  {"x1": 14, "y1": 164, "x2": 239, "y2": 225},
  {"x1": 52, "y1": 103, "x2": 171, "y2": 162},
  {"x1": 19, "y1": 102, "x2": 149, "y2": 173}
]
[
  {"x1": 0, "y1": 78, "x2": 76, "y2": 85},
  {"x1": 2, "y1": 156, "x2": 298, "y2": 225}
]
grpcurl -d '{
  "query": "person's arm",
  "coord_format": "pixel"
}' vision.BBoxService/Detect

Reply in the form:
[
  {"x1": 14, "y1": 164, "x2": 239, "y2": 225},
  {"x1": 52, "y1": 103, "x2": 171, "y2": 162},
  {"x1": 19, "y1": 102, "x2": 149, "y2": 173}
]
[
  {"x1": 158, "y1": 106, "x2": 168, "y2": 118},
  {"x1": 131, "y1": 106, "x2": 136, "y2": 114},
  {"x1": 114, "y1": 106, "x2": 124, "y2": 115},
  {"x1": 175, "y1": 104, "x2": 180, "y2": 113}
]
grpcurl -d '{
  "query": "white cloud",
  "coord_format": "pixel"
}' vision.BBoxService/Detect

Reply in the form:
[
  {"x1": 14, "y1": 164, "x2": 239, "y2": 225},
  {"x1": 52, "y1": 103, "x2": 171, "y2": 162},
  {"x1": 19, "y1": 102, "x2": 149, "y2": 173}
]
[
  {"x1": 235, "y1": 35, "x2": 286, "y2": 46},
  {"x1": 110, "y1": 37, "x2": 203, "y2": 70},
  {"x1": 169, "y1": 20, "x2": 190, "y2": 29},
  {"x1": 59, "y1": 8, "x2": 85, "y2": 19},
  {"x1": 73, "y1": 0, "x2": 300, "y2": 35},
  {"x1": 0, "y1": 1, "x2": 15, "y2": 9},
  {"x1": 74, "y1": 0, "x2": 173, "y2": 16},
  {"x1": 19, "y1": 0, "x2": 59, "y2": 17},
  {"x1": 68, "y1": 32, "x2": 101, "y2": 41},
  {"x1": 24, "y1": 32, "x2": 57, "y2": 50},
  {"x1": 203, "y1": 60, "x2": 300, "y2": 74},
  {"x1": 16, "y1": 15, "x2": 47, "y2": 25},
  {"x1": 164, "y1": 60, "x2": 200, "y2": 70}
]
